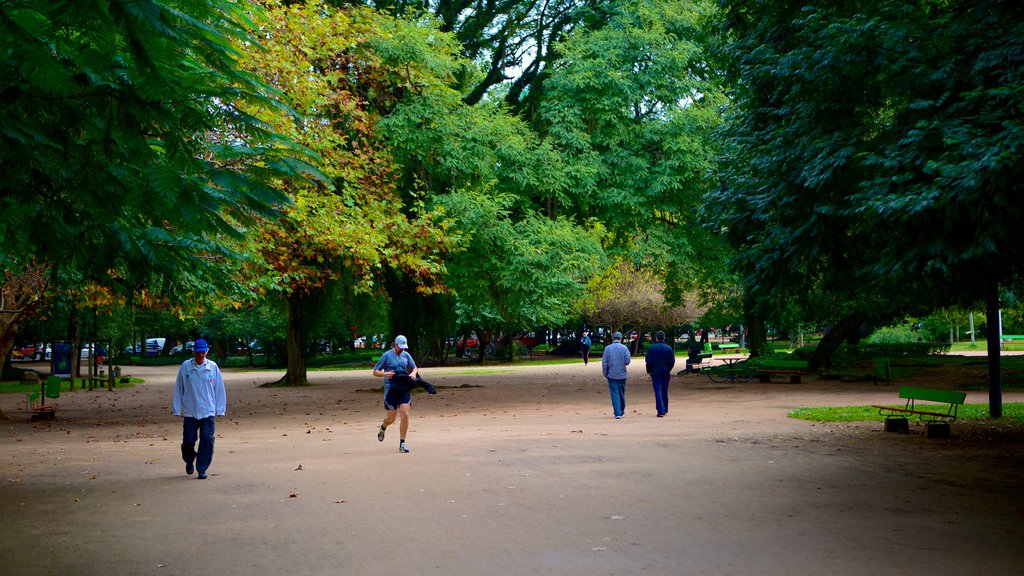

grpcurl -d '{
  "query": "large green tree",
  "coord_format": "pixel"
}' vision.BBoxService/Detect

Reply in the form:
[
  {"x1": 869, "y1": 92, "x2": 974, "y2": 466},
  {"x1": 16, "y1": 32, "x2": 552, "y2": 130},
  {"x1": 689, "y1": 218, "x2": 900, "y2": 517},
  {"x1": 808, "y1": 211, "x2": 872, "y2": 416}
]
[
  {"x1": 336, "y1": 0, "x2": 606, "y2": 117},
  {"x1": 714, "y1": 0, "x2": 1024, "y2": 412},
  {"x1": 539, "y1": 0, "x2": 728, "y2": 302},
  {"x1": 237, "y1": 1, "x2": 454, "y2": 384},
  {"x1": 0, "y1": 0, "x2": 314, "y2": 286},
  {"x1": 0, "y1": 0, "x2": 317, "y2": 411}
]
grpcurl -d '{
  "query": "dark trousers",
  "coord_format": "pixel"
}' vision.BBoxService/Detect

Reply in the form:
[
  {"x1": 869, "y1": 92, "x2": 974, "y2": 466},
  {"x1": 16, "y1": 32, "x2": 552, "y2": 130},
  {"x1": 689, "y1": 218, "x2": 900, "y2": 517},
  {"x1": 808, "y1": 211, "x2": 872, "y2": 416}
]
[
  {"x1": 181, "y1": 416, "x2": 216, "y2": 473},
  {"x1": 652, "y1": 375, "x2": 670, "y2": 415}
]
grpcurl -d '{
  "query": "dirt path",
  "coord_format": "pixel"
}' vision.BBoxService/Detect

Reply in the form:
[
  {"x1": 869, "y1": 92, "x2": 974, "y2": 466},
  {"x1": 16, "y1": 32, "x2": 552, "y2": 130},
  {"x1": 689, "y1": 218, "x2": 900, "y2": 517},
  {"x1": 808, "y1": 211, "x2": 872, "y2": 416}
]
[{"x1": 1, "y1": 360, "x2": 1021, "y2": 576}]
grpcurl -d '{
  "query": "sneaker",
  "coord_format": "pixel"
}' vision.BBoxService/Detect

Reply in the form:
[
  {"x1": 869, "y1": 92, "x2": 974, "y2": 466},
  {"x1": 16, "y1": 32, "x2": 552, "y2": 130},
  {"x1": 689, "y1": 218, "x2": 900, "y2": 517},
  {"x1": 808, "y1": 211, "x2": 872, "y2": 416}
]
[
  {"x1": 197, "y1": 471, "x2": 207, "y2": 480},
  {"x1": 186, "y1": 462, "x2": 194, "y2": 475},
  {"x1": 399, "y1": 442, "x2": 409, "y2": 453},
  {"x1": 377, "y1": 425, "x2": 386, "y2": 442}
]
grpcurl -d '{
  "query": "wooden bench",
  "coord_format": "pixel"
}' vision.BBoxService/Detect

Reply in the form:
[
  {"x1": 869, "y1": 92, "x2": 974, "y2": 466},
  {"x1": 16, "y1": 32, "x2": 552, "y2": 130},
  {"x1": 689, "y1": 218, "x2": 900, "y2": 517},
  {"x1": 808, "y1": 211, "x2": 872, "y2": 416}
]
[
  {"x1": 871, "y1": 386, "x2": 966, "y2": 437},
  {"x1": 85, "y1": 375, "x2": 113, "y2": 390},
  {"x1": 755, "y1": 359, "x2": 808, "y2": 383}
]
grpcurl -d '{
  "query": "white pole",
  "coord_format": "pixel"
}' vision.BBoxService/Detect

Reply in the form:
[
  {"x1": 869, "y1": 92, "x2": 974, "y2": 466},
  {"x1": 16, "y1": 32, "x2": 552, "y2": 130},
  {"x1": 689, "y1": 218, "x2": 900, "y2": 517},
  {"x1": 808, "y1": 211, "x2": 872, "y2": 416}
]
[{"x1": 998, "y1": 309, "x2": 1004, "y2": 349}]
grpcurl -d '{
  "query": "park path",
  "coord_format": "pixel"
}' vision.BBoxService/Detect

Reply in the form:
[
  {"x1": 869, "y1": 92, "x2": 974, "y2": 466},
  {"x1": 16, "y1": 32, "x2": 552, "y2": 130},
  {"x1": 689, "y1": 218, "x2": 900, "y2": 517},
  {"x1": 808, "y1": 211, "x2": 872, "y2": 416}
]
[{"x1": 1, "y1": 359, "x2": 1021, "y2": 576}]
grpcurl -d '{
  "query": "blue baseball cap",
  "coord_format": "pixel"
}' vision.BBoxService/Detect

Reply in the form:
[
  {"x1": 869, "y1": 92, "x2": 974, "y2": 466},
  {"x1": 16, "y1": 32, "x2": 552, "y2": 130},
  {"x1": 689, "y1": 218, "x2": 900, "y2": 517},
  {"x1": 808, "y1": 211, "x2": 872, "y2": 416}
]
[{"x1": 193, "y1": 339, "x2": 209, "y2": 353}]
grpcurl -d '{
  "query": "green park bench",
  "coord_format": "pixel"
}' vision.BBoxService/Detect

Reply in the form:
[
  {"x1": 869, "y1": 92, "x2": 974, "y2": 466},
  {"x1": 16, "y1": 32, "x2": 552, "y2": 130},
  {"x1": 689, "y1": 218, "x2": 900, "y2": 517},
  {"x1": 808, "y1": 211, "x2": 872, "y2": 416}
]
[
  {"x1": 1001, "y1": 335, "x2": 1024, "y2": 343},
  {"x1": 871, "y1": 386, "x2": 966, "y2": 438},
  {"x1": 703, "y1": 342, "x2": 741, "y2": 352},
  {"x1": 754, "y1": 359, "x2": 808, "y2": 383}
]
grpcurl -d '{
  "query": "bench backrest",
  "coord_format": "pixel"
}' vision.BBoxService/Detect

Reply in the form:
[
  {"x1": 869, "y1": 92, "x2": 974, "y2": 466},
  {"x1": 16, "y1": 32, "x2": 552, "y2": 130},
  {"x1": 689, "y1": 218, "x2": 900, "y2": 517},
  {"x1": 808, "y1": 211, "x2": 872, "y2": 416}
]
[
  {"x1": 898, "y1": 387, "x2": 965, "y2": 405},
  {"x1": 44, "y1": 376, "x2": 62, "y2": 399},
  {"x1": 760, "y1": 359, "x2": 808, "y2": 369}
]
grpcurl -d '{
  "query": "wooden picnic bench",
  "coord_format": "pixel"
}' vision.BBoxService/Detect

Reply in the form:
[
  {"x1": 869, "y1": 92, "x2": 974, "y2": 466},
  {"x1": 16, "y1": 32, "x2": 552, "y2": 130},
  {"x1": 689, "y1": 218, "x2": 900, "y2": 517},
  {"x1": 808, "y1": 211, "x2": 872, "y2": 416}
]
[
  {"x1": 755, "y1": 359, "x2": 808, "y2": 383},
  {"x1": 871, "y1": 386, "x2": 966, "y2": 437}
]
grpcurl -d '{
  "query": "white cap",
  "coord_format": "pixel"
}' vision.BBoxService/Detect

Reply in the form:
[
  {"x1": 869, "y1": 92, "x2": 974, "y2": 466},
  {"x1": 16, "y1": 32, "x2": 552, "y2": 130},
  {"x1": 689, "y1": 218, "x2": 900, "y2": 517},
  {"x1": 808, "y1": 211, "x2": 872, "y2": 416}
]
[{"x1": 395, "y1": 335, "x2": 409, "y2": 349}]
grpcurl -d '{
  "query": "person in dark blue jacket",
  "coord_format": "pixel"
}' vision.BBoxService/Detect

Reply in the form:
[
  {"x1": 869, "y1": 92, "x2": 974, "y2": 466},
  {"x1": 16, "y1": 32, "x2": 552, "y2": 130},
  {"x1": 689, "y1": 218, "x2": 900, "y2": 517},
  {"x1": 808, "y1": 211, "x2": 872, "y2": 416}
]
[
  {"x1": 580, "y1": 331, "x2": 592, "y2": 365},
  {"x1": 645, "y1": 331, "x2": 676, "y2": 417}
]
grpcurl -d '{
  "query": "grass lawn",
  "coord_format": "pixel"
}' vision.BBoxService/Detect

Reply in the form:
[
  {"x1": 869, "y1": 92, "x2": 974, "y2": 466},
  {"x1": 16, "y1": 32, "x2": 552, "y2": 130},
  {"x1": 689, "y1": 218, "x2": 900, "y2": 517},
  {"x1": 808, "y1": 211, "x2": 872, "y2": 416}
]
[{"x1": 789, "y1": 403, "x2": 1024, "y2": 422}]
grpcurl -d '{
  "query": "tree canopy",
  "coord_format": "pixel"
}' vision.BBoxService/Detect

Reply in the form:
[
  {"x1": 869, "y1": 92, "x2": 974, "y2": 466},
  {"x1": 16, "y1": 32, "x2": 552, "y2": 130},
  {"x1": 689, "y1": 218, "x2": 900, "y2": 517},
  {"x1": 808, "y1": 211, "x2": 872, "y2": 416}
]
[
  {"x1": 713, "y1": 0, "x2": 1024, "y2": 408},
  {"x1": 0, "y1": 0, "x2": 316, "y2": 291}
]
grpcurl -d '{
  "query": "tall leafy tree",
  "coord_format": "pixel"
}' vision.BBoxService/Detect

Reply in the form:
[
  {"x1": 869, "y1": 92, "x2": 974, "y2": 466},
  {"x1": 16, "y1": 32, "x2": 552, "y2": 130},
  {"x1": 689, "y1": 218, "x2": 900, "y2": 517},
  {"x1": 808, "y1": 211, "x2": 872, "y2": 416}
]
[
  {"x1": 237, "y1": 1, "x2": 453, "y2": 384},
  {"x1": 0, "y1": 0, "x2": 318, "y2": 400},
  {"x1": 714, "y1": 0, "x2": 1024, "y2": 413},
  {"x1": 0, "y1": 0, "x2": 314, "y2": 285},
  {"x1": 433, "y1": 189, "x2": 603, "y2": 360},
  {"x1": 334, "y1": 0, "x2": 606, "y2": 117},
  {"x1": 539, "y1": 0, "x2": 728, "y2": 302}
]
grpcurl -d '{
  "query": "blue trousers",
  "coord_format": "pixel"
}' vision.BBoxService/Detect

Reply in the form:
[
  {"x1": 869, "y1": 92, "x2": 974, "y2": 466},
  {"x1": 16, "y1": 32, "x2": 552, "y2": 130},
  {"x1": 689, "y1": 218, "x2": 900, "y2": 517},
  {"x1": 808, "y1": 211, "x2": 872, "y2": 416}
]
[
  {"x1": 651, "y1": 374, "x2": 670, "y2": 415},
  {"x1": 181, "y1": 416, "x2": 216, "y2": 473},
  {"x1": 607, "y1": 379, "x2": 626, "y2": 417}
]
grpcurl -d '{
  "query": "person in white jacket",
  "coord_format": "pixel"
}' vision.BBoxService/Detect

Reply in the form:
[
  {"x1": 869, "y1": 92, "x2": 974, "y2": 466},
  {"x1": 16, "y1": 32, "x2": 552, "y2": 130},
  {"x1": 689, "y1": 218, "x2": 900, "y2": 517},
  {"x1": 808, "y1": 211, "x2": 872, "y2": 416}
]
[{"x1": 173, "y1": 339, "x2": 226, "y2": 479}]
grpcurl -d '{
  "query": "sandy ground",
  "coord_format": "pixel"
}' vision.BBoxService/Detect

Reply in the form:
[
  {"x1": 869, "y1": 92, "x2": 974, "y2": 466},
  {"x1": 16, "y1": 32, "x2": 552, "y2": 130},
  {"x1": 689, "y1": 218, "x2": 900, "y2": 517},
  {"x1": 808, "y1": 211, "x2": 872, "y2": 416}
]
[{"x1": 0, "y1": 356, "x2": 1022, "y2": 576}]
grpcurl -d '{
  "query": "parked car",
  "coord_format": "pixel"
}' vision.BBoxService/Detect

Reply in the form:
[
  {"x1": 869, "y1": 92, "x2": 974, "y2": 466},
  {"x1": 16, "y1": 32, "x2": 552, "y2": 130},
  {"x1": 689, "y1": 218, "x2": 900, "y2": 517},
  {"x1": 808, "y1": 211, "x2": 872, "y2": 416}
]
[
  {"x1": 124, "y1": 338, "x2": 166, "y2": 356},
  {"x1": 80, "y1": 345, "x2": 107, "y2": 359},
  {"x1": 11, "y1": 343, "x2": 50, "y2": 361},
  {"x1": 170, "y1": 341, "x2": 194, "y2": 355}
]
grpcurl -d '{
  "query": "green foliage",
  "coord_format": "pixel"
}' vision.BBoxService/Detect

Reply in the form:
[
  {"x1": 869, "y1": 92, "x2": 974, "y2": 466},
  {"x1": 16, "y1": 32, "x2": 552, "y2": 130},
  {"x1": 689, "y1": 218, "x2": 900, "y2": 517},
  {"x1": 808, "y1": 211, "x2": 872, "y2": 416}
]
[
  {"x1": 866, "y1": 324, "x2": 932, "y2": 345},
  {"x1": 0, "y1": 0, "x2": 317, "y2": 294},
  {"x1": 714, "y1": 0, "x2": 1024, "y2": 328},
  {"x1": 540, "y1": 0, "x2": 729, "y2": 298},
  {"x1": 436, "y1": 189, "x2": 604, "y2": 331}
]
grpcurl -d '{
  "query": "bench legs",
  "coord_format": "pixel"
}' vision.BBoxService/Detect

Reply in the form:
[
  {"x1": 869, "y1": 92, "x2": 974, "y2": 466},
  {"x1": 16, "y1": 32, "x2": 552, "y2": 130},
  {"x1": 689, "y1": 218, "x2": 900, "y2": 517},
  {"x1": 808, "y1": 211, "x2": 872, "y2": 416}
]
[
  {"x1": 926, "y1": 422, "x2": 951, "y2": 438},
  {"x1": 884, "y1": 417, "x2": 909, "y2": 433},
  {"x1": 883, "y1": 418, "x2": 952, "y2": 438}
]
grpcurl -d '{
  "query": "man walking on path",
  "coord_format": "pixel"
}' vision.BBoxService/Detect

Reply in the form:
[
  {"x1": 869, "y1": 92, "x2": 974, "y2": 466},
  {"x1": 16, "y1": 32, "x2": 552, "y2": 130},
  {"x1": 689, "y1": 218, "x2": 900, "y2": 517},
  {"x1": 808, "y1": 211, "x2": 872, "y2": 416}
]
[
  {"x1": 645, "y1": 331, "x2": 675, "y2": 417},
  {"x1": 173, "y1": 339, "x2": 225, "y2": 479},
  {"x1": 580, "y1": 331, "x2": 592, "y2": 365},
  {"x1": 601, "y1": 331, "x2": 631, "y2": 418}
]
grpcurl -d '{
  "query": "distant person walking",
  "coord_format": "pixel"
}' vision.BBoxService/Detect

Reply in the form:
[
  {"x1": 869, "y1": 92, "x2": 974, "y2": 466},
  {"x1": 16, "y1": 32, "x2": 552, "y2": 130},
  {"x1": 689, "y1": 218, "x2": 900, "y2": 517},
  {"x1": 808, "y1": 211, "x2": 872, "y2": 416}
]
[
  {"x1": 601, "y1": 331, "x2": 631, "y2": 418},
  {"x1": 580, "y1": 331, "x2": 592, "y2": 365},
  {"x1": 173, "y1": 339, "x2": 225, "y2": 479},
  {"x1": 645, "y1": 331, "x2": 676, "y2": 417},
  {"x1": 373, "y1": 335, "x2": 424, "y2": 453}
]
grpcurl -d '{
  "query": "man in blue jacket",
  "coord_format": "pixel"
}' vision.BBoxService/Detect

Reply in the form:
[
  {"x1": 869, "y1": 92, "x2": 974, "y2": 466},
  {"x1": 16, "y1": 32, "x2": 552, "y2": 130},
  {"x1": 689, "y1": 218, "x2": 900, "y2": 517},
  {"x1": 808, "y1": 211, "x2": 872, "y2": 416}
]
[
  {"x1": 173, "y1": 339, "x2": 225, "y2": 479},
  {"x1": 601, "y1": 331, "x2": 631, "y2": 419},
  {"x1": 645, "y1": 331, "x2": 676, "y2": 417}
]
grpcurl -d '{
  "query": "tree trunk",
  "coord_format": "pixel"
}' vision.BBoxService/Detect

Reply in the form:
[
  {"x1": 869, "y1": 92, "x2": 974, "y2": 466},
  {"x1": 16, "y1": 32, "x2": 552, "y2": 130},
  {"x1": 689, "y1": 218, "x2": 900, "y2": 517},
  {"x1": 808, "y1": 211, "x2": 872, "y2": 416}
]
[
  {"x1": 986, "y1": 282, "x2": 1002, "y2": 418},
  {"x1": 477, "y1": 330, "x2": 493, "y2": 364},
  {"x1": 742, "y1": 293, "x2": 768, "y2": 358},
  {"x1": 808, "y1": 312, "x2": 868, "y2": 371},
  {"x1": 267, "y1": 291, "x2": 313, "y2": 386},
  {"x1": 69, "y1": 300, "x2": 81, "y2": 389}
]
